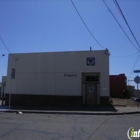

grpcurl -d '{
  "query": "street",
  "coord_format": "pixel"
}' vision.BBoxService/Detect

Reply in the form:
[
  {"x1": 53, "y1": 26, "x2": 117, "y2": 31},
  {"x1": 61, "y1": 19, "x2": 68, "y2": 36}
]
[{"x1": 0, "y1": 113, "x2": 139, "y2": 140}]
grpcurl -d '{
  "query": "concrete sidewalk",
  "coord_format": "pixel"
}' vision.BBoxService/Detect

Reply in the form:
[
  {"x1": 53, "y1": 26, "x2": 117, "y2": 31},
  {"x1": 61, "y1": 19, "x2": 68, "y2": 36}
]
[{"x1": 0, "y1": 105, "x2": 140, "y2": 115}]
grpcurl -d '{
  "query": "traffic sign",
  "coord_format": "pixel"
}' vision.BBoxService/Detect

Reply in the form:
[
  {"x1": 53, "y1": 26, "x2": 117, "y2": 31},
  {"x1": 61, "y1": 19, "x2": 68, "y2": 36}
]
[
  {"x1": 134, "y1": 70, "x2": 140, "y2": 73},
  {"x1": 134, "y1": 76, "x2": 140, "y2": 84}
]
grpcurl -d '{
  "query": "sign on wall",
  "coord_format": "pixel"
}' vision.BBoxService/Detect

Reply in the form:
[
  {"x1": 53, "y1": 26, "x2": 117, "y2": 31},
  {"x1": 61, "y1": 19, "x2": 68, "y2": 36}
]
[
  {"x1": 89, "y1": 85, "x2": 94, "y2": 93},
  {"x1": 87, "y1": 57, "x2": 95, "y2": 66},
  {"x1": 64, "y1": 74, "x2": 77, "y2": 77}
]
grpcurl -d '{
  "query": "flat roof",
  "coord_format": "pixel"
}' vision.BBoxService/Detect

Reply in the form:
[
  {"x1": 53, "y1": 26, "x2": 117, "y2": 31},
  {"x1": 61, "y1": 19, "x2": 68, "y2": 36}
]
[{"x1": 9, "y1": 49, "x2": 106, "y2": 55}]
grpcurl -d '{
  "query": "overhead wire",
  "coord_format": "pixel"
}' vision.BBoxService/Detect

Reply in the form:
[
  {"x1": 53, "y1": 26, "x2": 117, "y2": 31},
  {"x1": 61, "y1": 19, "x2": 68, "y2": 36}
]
[
  {"x1": 70, "y1": 0, "x2": 106, "y2": 49},
  {"x1": 0, "y1": 34, "x2": 17, "y2": 60},
  {"x1": 111, "y1": 52, "x2": 139, "y2": 57},
  {"x1": 0, "y1": 34, "x2": 12, "y2": 53},
  {"x1": 102, "y1": 0, "x2": 140, "y2": 52},
  {"x1": 128, "y1": 54, "x2": 140, "y2": 80},
  {"x1": 113, "y1": 0, "x2": 140, "y2": 49},
  {"x1": 112, "y1": 0, "x2": 140, "y2": 81}
]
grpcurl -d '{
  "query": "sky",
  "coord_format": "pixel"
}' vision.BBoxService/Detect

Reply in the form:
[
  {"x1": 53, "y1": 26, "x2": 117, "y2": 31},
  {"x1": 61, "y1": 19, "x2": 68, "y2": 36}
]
[{"x1": 0, "y1": 0, "x2": 140, "y2": 89}]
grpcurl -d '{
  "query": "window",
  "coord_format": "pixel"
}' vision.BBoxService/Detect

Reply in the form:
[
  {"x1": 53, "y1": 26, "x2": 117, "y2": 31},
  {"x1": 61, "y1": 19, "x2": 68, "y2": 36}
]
[
  {"x1": 86, "y1": 76, "x2": 98, "y2": 82},
  {"x1": 11, "y1": 68, "x2": 16, "y2": 79}
]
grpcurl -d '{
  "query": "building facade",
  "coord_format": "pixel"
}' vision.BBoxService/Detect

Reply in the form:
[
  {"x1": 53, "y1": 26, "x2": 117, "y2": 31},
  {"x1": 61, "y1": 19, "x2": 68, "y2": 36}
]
[
  {"x1": 110, "y1": 74, "x2": 127, "y2": 98},
  {"x1": 5, "y1": 50, "x2": 110, "y2": 106},
  {"x1": 0, "y1": 76, "x2": 6, "y2": 105},
  {"x1": 0, "y1": 76, "x2": 6, "y2": 98}
]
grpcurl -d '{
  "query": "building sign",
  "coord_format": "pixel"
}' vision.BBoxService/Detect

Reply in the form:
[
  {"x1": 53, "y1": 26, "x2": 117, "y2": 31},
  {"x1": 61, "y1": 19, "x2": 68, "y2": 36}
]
[
  {"x1": 87, "y1": 57, "x2": 95, "y2": 66},
  {"x1": 64, "y1": 74, "x2": 77, "y2": 77},
  {"x1": 89, "y1": 85, "x2": 94, "y2": 93}
]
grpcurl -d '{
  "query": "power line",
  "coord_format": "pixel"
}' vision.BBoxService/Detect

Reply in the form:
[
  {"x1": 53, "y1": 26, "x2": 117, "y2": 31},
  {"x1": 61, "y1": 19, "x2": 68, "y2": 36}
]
[
  {"x1": 128, "y1": 54, "x2": 140, "y2": 80},
  {"x1": 113, "y1": 0, "x2": 140, "y2": 49},
  {"x1": 70, "y1": 0, "x2": 106, "y2": 49},
  {"x1": 111, "y1": 52, "x2": 139, "y2": 57},
  {"x1": 102, "y1": 0, "x2": 140, "y2": 52},
  {"x1": 103, "y1": 0, "x2": 140, "y2": 79},
  {"x1": 0, "y1": 34, "x2": 12, "y2": 53},
  {"x1": 0, "y1": 34, "x2": 17, "y2": 60}
]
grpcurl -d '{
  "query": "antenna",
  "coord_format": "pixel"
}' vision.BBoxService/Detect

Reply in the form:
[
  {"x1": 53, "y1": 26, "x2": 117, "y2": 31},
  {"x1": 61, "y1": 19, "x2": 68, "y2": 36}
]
[{"x1": 90, "y1": 46, "x2": 92, "y2": 51}]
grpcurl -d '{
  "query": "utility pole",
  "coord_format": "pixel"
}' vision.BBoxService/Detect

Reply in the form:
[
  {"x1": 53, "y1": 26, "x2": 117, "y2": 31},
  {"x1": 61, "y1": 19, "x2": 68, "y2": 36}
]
[
  {"x1": 127, "y1": 80, "x2": 134, "y2": 106},
  {"x1": 134, "y1": 70, "x2": 140, "y2": 109}
]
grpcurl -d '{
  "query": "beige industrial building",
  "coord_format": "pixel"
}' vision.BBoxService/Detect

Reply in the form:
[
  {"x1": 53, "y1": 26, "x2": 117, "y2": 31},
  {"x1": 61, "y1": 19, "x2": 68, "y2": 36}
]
[
  {"x1": 5, "y1": 50, "x2": 110, "y2": 106},
  {"x1": 0, "y1": 76, "x2": 6, "y2": 98}
]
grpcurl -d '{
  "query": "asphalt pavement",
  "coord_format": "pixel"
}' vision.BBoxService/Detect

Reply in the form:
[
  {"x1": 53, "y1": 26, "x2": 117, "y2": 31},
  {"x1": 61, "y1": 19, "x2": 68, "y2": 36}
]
[{"x1": 0, "y1": 112, "x2": 139, "y2": 140}]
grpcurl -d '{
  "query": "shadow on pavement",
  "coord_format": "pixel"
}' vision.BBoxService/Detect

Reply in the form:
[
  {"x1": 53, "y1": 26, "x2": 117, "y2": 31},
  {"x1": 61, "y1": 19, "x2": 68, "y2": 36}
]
[{"x1": 6, "y1": 105, "x2": 118, "y2": 112}]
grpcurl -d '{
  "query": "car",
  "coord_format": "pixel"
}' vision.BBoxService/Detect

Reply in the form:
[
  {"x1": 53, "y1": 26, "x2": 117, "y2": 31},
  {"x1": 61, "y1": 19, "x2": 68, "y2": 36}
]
[
  {"x1": 133, "y1": 98, "x2": 138, "y2": 101},
  {"x1": 131, "y1": 97, "x2": 137, "y2": 101},
  {"x1": 131, "y1": 97, "x2": 140, "y2": 102}
]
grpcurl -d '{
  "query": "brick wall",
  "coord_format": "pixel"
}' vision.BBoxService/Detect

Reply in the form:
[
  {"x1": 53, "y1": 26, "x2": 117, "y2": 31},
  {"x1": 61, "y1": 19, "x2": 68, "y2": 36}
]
[{"x1": 110, "y1": 74, "x2": 127, "y2": 98}]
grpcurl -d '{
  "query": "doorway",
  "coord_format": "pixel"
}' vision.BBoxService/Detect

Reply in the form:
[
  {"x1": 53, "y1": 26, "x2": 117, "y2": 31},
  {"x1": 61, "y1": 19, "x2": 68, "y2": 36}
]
[
  {"x1": 86, "y1": 83, "x2": 97, "y2": 105},
  {"x1": 82, "y1": 73, "x2": 100, "y2": 105}
]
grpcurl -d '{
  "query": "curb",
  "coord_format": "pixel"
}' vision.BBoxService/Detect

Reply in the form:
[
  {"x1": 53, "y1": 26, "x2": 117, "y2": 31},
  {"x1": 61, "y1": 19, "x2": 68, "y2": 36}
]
[{"x1": 1, "y1": 109, "x2": 140, "y2": 115}]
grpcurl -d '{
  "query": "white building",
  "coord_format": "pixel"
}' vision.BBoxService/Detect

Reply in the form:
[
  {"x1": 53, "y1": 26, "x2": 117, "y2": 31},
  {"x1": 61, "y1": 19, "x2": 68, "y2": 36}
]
[
  {"x1": 0, "y1": 76, "x2": 6, "y2": 105},
  {"x1": 0, "y1": 76, "x2": 6, "y2": 98},
  {"x1": 5, "y1": 50, "x2": 110, "y2": 106}
]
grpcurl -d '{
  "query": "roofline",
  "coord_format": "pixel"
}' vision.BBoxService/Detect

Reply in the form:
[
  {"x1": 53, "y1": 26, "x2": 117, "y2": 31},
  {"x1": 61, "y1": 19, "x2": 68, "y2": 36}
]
[{"x1": 9, "y1": 49, "x2": 106, "y2": 55}]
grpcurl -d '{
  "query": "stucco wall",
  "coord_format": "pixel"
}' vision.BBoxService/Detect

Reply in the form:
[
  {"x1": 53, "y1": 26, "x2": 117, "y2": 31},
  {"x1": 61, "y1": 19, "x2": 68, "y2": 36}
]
[{"x1": 6, "y1": 50, "x2": 109, "y2": 97}]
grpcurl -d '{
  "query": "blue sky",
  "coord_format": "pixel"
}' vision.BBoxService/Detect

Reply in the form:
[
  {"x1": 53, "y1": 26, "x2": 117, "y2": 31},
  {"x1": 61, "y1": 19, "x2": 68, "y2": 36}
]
[{"x1": 0, "y1": 0, "x2": 140, "y2": 88}]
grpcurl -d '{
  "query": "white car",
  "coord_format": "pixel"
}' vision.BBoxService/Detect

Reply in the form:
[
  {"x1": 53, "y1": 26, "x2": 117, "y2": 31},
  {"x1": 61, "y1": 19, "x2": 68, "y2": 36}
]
[{"x1": 131, "y1": 97, "x2": 138, "y2": 101}]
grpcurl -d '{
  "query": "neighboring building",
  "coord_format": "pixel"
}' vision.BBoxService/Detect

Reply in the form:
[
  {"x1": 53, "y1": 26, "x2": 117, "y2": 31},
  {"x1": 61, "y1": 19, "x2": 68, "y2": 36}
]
[
  {"x1": 5, "y1": 50, "x2": 110, "y2": 106},
  {"x1": 110, "y1": 74, "x2": 127, "y2": 98}
]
